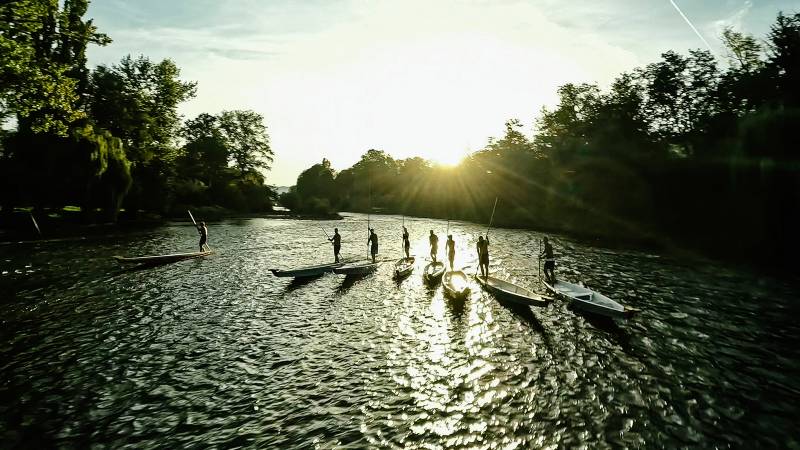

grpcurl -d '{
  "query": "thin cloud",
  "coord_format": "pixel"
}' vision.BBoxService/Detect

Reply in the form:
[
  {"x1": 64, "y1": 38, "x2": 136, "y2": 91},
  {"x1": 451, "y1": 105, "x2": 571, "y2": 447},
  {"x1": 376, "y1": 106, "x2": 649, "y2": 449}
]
[
  {"x1": 669, "y1": 0, "x2": 714, "y2": 53},
  {"x1": 101, "y1": 26, "x2": 286, "y2": 61},
  {"x1": 711, "y1": 0, "x2": 753, "y2": 34}
]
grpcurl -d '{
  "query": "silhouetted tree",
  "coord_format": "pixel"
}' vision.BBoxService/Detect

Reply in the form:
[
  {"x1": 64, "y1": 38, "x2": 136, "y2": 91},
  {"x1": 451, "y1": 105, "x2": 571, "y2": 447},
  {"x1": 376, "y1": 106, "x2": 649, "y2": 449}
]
[{"x1": 88, "y1": 55, "x2": 196, "y2": 214}]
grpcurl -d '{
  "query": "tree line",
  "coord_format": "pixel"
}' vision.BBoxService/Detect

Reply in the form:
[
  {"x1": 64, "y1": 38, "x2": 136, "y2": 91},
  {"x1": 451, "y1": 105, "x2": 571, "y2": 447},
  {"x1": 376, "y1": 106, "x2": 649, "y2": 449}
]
[
  {"x1": 284, "y1": 12, "x2": 800, "y2": 264},
  {"x1": 0, "y1": 0, "x2": 275, "y2": 223}
]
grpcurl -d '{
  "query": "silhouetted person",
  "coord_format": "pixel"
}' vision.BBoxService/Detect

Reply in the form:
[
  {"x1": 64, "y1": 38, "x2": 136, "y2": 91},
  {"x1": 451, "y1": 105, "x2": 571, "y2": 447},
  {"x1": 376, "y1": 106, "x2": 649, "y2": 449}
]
[
  {"x1": 368, "y1": 228, "x2": 379, "y2": 263},
  {"x1": 446, "y1": 235, "x2": 455, "y2": 270},
  {"x1": 197, "y1": 221, "x2": 209, "y2": 252},
  {"x1": 477, "y1": 235, "x2": 490, "y2": 278},
  {"x1": 402, "y1": 226, "x2": 410, "y2": 258},
  {"x1": 540, "y1": 236, "x2": 555, "y2": 283},
  {"x1": 429, "y1": 230, "x2": 439, "y2": 262},
  {"x1": 329, "y1": 228, "x2": 342, "y2": 263}
]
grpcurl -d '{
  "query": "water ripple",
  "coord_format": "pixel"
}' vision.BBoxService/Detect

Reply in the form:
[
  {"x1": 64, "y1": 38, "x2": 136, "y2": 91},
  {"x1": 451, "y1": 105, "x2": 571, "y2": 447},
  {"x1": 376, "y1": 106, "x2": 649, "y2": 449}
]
[{"x1": 1, "y1": 215, "x2": 798, "y2": 448}]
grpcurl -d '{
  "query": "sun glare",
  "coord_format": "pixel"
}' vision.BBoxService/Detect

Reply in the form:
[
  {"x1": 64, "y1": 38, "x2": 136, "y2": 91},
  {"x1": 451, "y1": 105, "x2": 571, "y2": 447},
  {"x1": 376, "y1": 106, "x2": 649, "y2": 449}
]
[{"x1": 428, "y1": 148, "x2": 467, "y2": 167}]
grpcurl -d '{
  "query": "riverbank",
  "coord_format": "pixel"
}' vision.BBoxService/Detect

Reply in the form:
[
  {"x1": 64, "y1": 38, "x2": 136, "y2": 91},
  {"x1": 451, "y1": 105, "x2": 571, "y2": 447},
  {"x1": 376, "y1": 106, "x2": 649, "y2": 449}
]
[
  {"x1": 0, "y1": 207, "x2": 342, "y2": 243},
  {"x1": 2, "y1": 206, "x2": 791, "y2": 281},
  {"x1": 338, "y1": 209, "x2": 796, "y2": 281}
]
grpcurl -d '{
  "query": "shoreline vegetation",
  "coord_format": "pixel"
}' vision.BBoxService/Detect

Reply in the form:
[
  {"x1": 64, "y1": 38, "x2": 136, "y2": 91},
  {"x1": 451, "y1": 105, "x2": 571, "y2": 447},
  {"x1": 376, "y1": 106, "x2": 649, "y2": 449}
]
[
  {"x1": 1, "y1": 4, "x2": 798, "y2": 269},
  {"x1": 2, "y1": 208, "x2": 786, "y2": 281},
  {"x1": 0, "y1": 207, "x2": 343, "y2": 243},
  {"x1": 1, "y1": 2, "x2": 276, "y2": 226}
]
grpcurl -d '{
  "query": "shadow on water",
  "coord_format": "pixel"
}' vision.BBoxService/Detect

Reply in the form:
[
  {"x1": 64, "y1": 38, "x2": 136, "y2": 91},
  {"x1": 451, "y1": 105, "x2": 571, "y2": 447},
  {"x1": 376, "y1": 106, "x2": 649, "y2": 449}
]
[
  {"x1": 572, "y1": 306, "x2": 634, "y2": 353},
  {"x1": 393, "y1": 274, "x2": 411, "y2": 287},
  {"x1": 335, "y1": 275, "x2": 363, "y2": 296},
  {"x1": 116, "y1": 261, "x2": 171, "y2": 274},
  {"x1": 283, "y1": 275, "x2": 322, "y2": 293},
  {"x1": 445, "y1": 295, "x2": 466, "y2": 318},
  {"x1": 423, "y1": 280, "x2": 440, "y2": 297},
  {"x1": 115, "y1": 255, "x2": 210, "y2": 274},
  {"x1": 423, "y1": 276, "x2": 444, "y2": 289},
  {"x1": 498, "y1": 300, "x2": 551, "y2": 349}
]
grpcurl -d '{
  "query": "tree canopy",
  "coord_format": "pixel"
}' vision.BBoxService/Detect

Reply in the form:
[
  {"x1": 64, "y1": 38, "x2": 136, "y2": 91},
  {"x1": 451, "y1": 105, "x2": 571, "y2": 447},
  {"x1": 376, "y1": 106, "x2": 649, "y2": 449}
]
[{"x1": 1, "y1": 2, "x2": 276, "y2": 220}]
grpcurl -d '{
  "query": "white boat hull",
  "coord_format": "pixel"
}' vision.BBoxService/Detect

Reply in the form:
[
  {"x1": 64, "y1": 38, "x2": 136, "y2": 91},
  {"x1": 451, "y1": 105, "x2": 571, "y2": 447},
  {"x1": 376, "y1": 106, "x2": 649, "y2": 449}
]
[
  {"x1": 544, "y1": 280, "x2": 635, "y2": 318},
  {"x1": 333, "y1": 260, "x2": 380, "y2": 276},
  {"x1": 443, "y1": 271, "x2": 470, "y2": 299},
  {"x1": 475, "y1": 275, "x2": 550, "y2": 307},
  {"x1": 423, "y1": 262, "x2": 445, "y2": 283},
  {"x1": 393, "y1": 257, "x2": 415, "y2": 278},
  {"x1": 270, "y1": 262, "x2": 343, "y2": 278}
]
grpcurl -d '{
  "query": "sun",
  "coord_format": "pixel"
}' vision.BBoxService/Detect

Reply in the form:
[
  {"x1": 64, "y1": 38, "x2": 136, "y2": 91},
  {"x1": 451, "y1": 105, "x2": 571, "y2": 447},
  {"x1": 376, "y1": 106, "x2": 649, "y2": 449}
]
[{"x1": 427, "y1": 148, "x2": 467, "y2": 167}]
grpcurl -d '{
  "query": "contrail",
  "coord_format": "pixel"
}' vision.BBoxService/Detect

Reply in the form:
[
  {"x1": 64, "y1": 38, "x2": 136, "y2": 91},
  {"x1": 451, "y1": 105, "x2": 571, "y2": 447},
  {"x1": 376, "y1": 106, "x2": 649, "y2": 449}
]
[{"x1": 669, "y1": 0, "x2": 714, "y2": 52}]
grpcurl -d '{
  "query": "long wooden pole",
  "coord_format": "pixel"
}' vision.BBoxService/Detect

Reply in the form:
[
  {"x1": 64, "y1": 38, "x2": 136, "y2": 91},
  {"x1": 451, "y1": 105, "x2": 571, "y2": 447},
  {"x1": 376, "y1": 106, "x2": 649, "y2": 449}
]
[
  {"x1": 188, "y1": 210, "x2": 197, "y2": 227},
  {"x1": 538, "y1": 237, "x2": 542, "y2": 281},
  {"x1": 319, "y1": 226, "x2": 331, "y2": 240},
  {"x1": 486, "y1": 197, "x2": 498, "y2": 237},
  {"x1": 29, "y1": 212, "x2": 41, "y2": 236}
]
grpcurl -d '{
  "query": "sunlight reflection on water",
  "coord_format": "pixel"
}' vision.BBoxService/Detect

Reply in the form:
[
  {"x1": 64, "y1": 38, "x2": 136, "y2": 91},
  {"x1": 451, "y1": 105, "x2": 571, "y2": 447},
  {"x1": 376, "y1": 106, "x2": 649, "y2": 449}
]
[{"x1": 0, "y1": 214, "x2": 798, "y2": 448}]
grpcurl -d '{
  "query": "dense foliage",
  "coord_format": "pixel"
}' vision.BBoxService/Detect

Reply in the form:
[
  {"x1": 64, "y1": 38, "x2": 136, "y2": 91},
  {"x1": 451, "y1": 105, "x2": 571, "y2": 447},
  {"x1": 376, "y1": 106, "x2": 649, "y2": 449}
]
[
  {"x1": 0, "y1": 0, "x2": 275, "y2": 221},
  {"x1": 287, "y1": 13, "x2": 800, "y2": 263}
]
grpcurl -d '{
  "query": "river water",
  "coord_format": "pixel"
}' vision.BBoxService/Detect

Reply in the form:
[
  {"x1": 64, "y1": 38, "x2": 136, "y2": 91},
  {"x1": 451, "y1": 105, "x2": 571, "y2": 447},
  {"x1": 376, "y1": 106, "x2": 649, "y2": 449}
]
[{"x1": 1, "y1": 214, "x2": 798, "y2": 448}]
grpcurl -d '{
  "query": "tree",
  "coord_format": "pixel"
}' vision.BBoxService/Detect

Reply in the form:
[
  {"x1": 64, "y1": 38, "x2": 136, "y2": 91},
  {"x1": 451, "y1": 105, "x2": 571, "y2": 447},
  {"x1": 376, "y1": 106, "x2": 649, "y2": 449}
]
[
  {"x1": 296, "y1": 158, "x2": 336, "y2": 202},
  {"x1": 88, "y1": 55, "x2": 196, "y2": 165},
  {"x1": 0, "y1": 0, "x2": 109, "y2": 135},
  {"x1": 534, "y1": 83, "x2": 602, "y2": 161},
  {"x1": 718, "y1": 29, "x2": 768, "y2": 116},
  {"x1": 178, "y1": 110, "x2": 273, "y2": 183},
  {"x1": 278, "y1": 187, "x2": 300, "y2": 211},
  {"x1": 765, "y1": 12, "x2": 800, "y2": 107},
  {"x1": 88, "y1": 55, "x2": 196, "y2": 213},
  {"x1": 721, "y1": 27, "x2": 763, "y2": 72},
  {"x1": 174, "y1": 110, "x2": 274, "y2": 212},
  {"x1": 178, "y1": 113, "x2": 228, "y2": 185},
  {"x1": 218, "y1": 110, "x2": 273, "y2": 175},
  {"x1": 638, "y1": 50, "x2": 721, "y2": 156}
]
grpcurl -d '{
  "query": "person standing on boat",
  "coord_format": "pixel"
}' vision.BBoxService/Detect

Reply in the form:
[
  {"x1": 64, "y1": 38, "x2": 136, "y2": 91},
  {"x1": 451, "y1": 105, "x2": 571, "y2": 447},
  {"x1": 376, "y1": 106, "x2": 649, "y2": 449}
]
[
  {"x1": 368, "y1": 228, "x2": 379, "y2": 263},
  {"x1": 477, "y1": 235, "x2": 490, "y2": 278},
  {"x1": 329, "y1": 228, "x2": 342, "y2": 263},
  {"x1": 402, "y1": 226, "x2": 410, "y2": 259},
  {"x1": 446, "y1": 235, "x2": 456, "y2": 270},
  {"x1": 197, "y1": 221, "x2": 209, "y2": 252},
  {"x1": 540, "y1": 236, "x2": 555, "y2": 283},
  {"x1": 429, "y1": 230, "x2": 439, "y2": 262}
]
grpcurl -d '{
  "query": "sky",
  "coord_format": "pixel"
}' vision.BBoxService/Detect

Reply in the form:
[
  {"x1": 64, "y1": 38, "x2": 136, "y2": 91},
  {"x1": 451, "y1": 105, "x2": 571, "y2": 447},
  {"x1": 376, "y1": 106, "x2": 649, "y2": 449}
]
[{"x1": 85, "y1": 0, "x2": 797, "y2": 186}]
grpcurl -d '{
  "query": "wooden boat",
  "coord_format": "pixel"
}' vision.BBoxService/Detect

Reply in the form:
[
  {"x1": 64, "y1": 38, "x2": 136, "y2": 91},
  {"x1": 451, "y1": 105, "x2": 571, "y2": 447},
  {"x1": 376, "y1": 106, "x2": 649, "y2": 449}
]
[
  {"x1": 423, "y1": 261, "x2": 446, "y2": 284},
  {"x1": 333, "y1": 260, "x2": 380, "y2": 276},
  {"x1": 544, "y1": 279, "x2": 637, "y2": 318},
  {"x1": 474, "y1": 275, "x2": 550, "y2": 307},
  {"x1": 443, "y1": 270, "x2": 470, "y2": 299},
  {"x1": 393, "y1": 257, "x2": 415, "y2": 279},
  {"x1": 113, "y1": 250, "x2": 212, "y2": 265},
  {"x1": 270, "y1": 261, "x2": 343, "y2": 278}
]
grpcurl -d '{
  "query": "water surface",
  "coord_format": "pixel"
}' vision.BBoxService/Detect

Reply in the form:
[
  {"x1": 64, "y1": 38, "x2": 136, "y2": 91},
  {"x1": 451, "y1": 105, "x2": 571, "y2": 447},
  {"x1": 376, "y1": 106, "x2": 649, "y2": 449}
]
[{"x1": 1, "y1": 214, "x2": 798, "y2": 448}]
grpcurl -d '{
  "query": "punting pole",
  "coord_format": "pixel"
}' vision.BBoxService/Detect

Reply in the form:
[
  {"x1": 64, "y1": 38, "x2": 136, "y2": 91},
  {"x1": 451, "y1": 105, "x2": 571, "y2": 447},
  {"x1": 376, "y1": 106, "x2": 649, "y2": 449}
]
[
  {"x1": 188, "y1": 210, "x2": 197, "y2": 227},
  {"x1": 486, "y1": 197, "x2": 498, "y2": 237},
  {"x1": 320, "y1": 226, "x2": 331, "y2": 240},
  {"x1": 30, "y1": 212, "x2": 41, "y2": 236}
]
